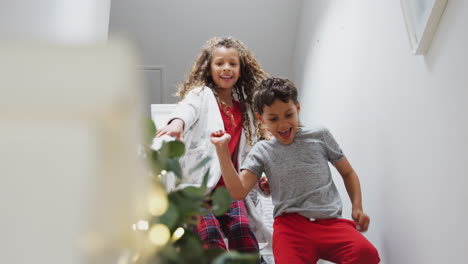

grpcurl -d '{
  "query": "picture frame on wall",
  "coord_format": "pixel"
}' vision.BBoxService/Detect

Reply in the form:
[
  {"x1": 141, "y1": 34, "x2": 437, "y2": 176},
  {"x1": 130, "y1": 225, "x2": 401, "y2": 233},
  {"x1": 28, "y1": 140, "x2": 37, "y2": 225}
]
[{"x1": 400, "y1": 0, "x2": 448, "y2": 55}]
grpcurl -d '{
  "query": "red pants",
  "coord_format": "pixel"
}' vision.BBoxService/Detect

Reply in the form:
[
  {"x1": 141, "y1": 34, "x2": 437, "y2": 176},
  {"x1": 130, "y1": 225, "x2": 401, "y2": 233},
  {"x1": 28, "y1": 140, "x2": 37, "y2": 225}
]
[{"x1": 273, "y1": 213, "x2": 380, "y2": 264}]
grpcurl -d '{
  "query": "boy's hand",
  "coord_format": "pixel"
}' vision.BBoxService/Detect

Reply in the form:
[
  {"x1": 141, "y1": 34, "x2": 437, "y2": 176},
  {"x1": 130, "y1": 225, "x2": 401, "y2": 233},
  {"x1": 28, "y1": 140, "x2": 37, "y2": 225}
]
[
  {"x1": 258, "y1": 176, "x2": 271, "y2": 195},
  {"x1": 210, "y1": 130, "x2": 231, "y2": 147},
  {"x1": 352, "y1": 208, "x2": 370, "y2": 232}
]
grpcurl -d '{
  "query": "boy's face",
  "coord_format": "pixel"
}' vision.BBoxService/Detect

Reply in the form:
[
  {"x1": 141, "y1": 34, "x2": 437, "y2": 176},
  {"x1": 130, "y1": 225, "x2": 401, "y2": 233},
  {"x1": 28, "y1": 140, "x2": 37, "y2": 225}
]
[{"x1": 256, "y1": 99, "x2": 300, "y2": 145}]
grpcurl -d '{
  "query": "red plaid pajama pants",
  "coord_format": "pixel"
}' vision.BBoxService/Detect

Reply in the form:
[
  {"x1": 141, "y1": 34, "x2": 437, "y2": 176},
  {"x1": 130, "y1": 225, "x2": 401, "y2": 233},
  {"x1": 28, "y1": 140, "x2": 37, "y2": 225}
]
[{"x1": 196, "y1": 199, "x2": 259, "y2": 253}]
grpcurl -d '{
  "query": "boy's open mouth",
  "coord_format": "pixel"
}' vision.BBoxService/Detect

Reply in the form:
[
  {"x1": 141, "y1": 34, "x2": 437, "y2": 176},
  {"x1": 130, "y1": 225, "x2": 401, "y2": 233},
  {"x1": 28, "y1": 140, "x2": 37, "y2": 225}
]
[{"x1": 278, "y1": 128, "x2": 292, "y2": 139}]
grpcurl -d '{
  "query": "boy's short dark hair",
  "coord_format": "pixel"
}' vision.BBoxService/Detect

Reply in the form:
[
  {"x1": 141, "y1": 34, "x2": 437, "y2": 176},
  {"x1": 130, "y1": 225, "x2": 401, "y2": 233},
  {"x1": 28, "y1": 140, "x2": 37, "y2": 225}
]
[{"x1": 253, "y1": 77, "x2": 298, "y2": 114}]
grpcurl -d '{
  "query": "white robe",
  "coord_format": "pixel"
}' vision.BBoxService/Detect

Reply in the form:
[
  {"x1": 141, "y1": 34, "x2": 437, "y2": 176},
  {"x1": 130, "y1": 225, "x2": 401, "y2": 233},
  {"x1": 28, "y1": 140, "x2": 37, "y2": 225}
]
[{"x1": 163, "y1": 86, "x2": 273, "y2": 257}]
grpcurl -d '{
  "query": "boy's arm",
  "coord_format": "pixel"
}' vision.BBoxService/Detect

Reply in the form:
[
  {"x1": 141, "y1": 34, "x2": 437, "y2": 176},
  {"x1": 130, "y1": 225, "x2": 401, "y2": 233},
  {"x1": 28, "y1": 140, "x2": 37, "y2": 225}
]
[
  {"x1": 334, "y1": 157, "x2": 370, "y2": 232},
  {"x1": 211, "y1": 130, "x2": 259, "y2": 200}
]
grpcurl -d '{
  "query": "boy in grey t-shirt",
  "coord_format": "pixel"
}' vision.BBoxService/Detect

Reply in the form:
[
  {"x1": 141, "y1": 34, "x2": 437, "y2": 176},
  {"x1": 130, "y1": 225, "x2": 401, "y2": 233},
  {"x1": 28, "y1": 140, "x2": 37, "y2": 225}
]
[{"x1": 210, "y1": 77, "x2": 380, "y2": 264}]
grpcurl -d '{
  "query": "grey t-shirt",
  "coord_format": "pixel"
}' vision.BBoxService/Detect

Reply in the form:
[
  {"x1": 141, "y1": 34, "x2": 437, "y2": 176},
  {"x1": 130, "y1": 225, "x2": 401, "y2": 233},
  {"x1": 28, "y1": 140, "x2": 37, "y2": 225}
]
[{"x1": 241, "y1": 126, "x2": 345, "y2": 219}]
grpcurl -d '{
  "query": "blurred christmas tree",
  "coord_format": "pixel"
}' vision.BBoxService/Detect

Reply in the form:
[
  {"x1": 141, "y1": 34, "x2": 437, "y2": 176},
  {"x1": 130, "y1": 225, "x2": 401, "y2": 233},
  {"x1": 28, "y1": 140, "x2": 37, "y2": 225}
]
[{"x1": 129, "y1": 120, "x2": 258, "y2": 264}]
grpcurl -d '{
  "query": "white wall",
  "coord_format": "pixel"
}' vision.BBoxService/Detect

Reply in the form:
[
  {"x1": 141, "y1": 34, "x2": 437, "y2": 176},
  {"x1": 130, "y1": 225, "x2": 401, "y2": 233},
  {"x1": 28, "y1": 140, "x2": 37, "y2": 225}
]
[
  {"x1": 292, "y1": 1, "x2": 468, "y2": 263},
  {"x1": 0, "y1": 0, "x2": 111, "y2": 43},
  {"x1": 109, "y1": 0, "x2": 301, "y2": 103}
]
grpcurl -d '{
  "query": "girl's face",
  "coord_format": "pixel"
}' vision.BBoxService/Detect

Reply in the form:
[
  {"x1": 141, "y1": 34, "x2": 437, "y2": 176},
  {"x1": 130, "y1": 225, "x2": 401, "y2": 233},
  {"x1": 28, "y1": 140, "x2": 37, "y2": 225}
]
[{"x1": 209, "y1": 47, "x2": 241, "y2": 90}]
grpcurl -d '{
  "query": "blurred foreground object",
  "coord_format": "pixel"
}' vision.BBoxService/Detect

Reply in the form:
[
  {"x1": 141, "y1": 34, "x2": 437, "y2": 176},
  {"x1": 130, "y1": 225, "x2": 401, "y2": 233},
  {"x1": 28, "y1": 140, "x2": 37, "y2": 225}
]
[{"x1": 0, "y1": 39, "x2": 147, "y2": 263}]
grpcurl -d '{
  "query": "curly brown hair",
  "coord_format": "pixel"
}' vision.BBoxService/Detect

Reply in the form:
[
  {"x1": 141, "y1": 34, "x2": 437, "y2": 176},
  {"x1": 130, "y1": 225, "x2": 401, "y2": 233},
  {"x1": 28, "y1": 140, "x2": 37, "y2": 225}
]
[
  {"x1": 253, "y1": 77, "x2": 298, "y2": 115},
  {"x1": 177, "y1": 36, "x2": 269, "y2": 144}
]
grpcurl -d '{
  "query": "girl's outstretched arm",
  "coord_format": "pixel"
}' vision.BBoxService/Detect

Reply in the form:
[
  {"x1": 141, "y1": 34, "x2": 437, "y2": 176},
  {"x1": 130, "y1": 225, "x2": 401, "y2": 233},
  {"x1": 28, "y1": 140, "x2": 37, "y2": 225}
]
[
  {"x1": 156, "y1": 87, "x2": 206, "y2": 141},
  {"x1": 334, "y1": 157, "x2": 370, "y2": 232},
  {"x1": 210, "y1": 130, "x2": 258, "y2": 200},
  {"x1": 155, "y1": 118, "x2": 184, "y2": 141}
]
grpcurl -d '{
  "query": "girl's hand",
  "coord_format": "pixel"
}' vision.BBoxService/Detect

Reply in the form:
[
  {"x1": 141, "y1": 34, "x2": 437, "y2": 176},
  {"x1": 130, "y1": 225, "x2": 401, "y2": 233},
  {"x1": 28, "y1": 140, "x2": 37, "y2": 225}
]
[
  {"x1": 259, "y1": 176, "x2": 271, "y2": 195},
  {"x1": 155, "y1": 119, "x2": 184, "y2": 142},
  {"x1": 352, "y1": 208, "x2": 370, "y2": 232},
  {"x1": 210, "y1": 130, "x2": 231, "y2": 147}
]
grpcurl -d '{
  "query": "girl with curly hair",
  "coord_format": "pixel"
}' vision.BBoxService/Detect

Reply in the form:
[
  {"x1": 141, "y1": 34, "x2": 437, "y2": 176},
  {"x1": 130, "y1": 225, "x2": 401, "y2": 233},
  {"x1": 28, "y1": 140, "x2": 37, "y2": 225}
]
[{"x1": 156, "y1": 36, "x2": 272, "y2": 261}]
